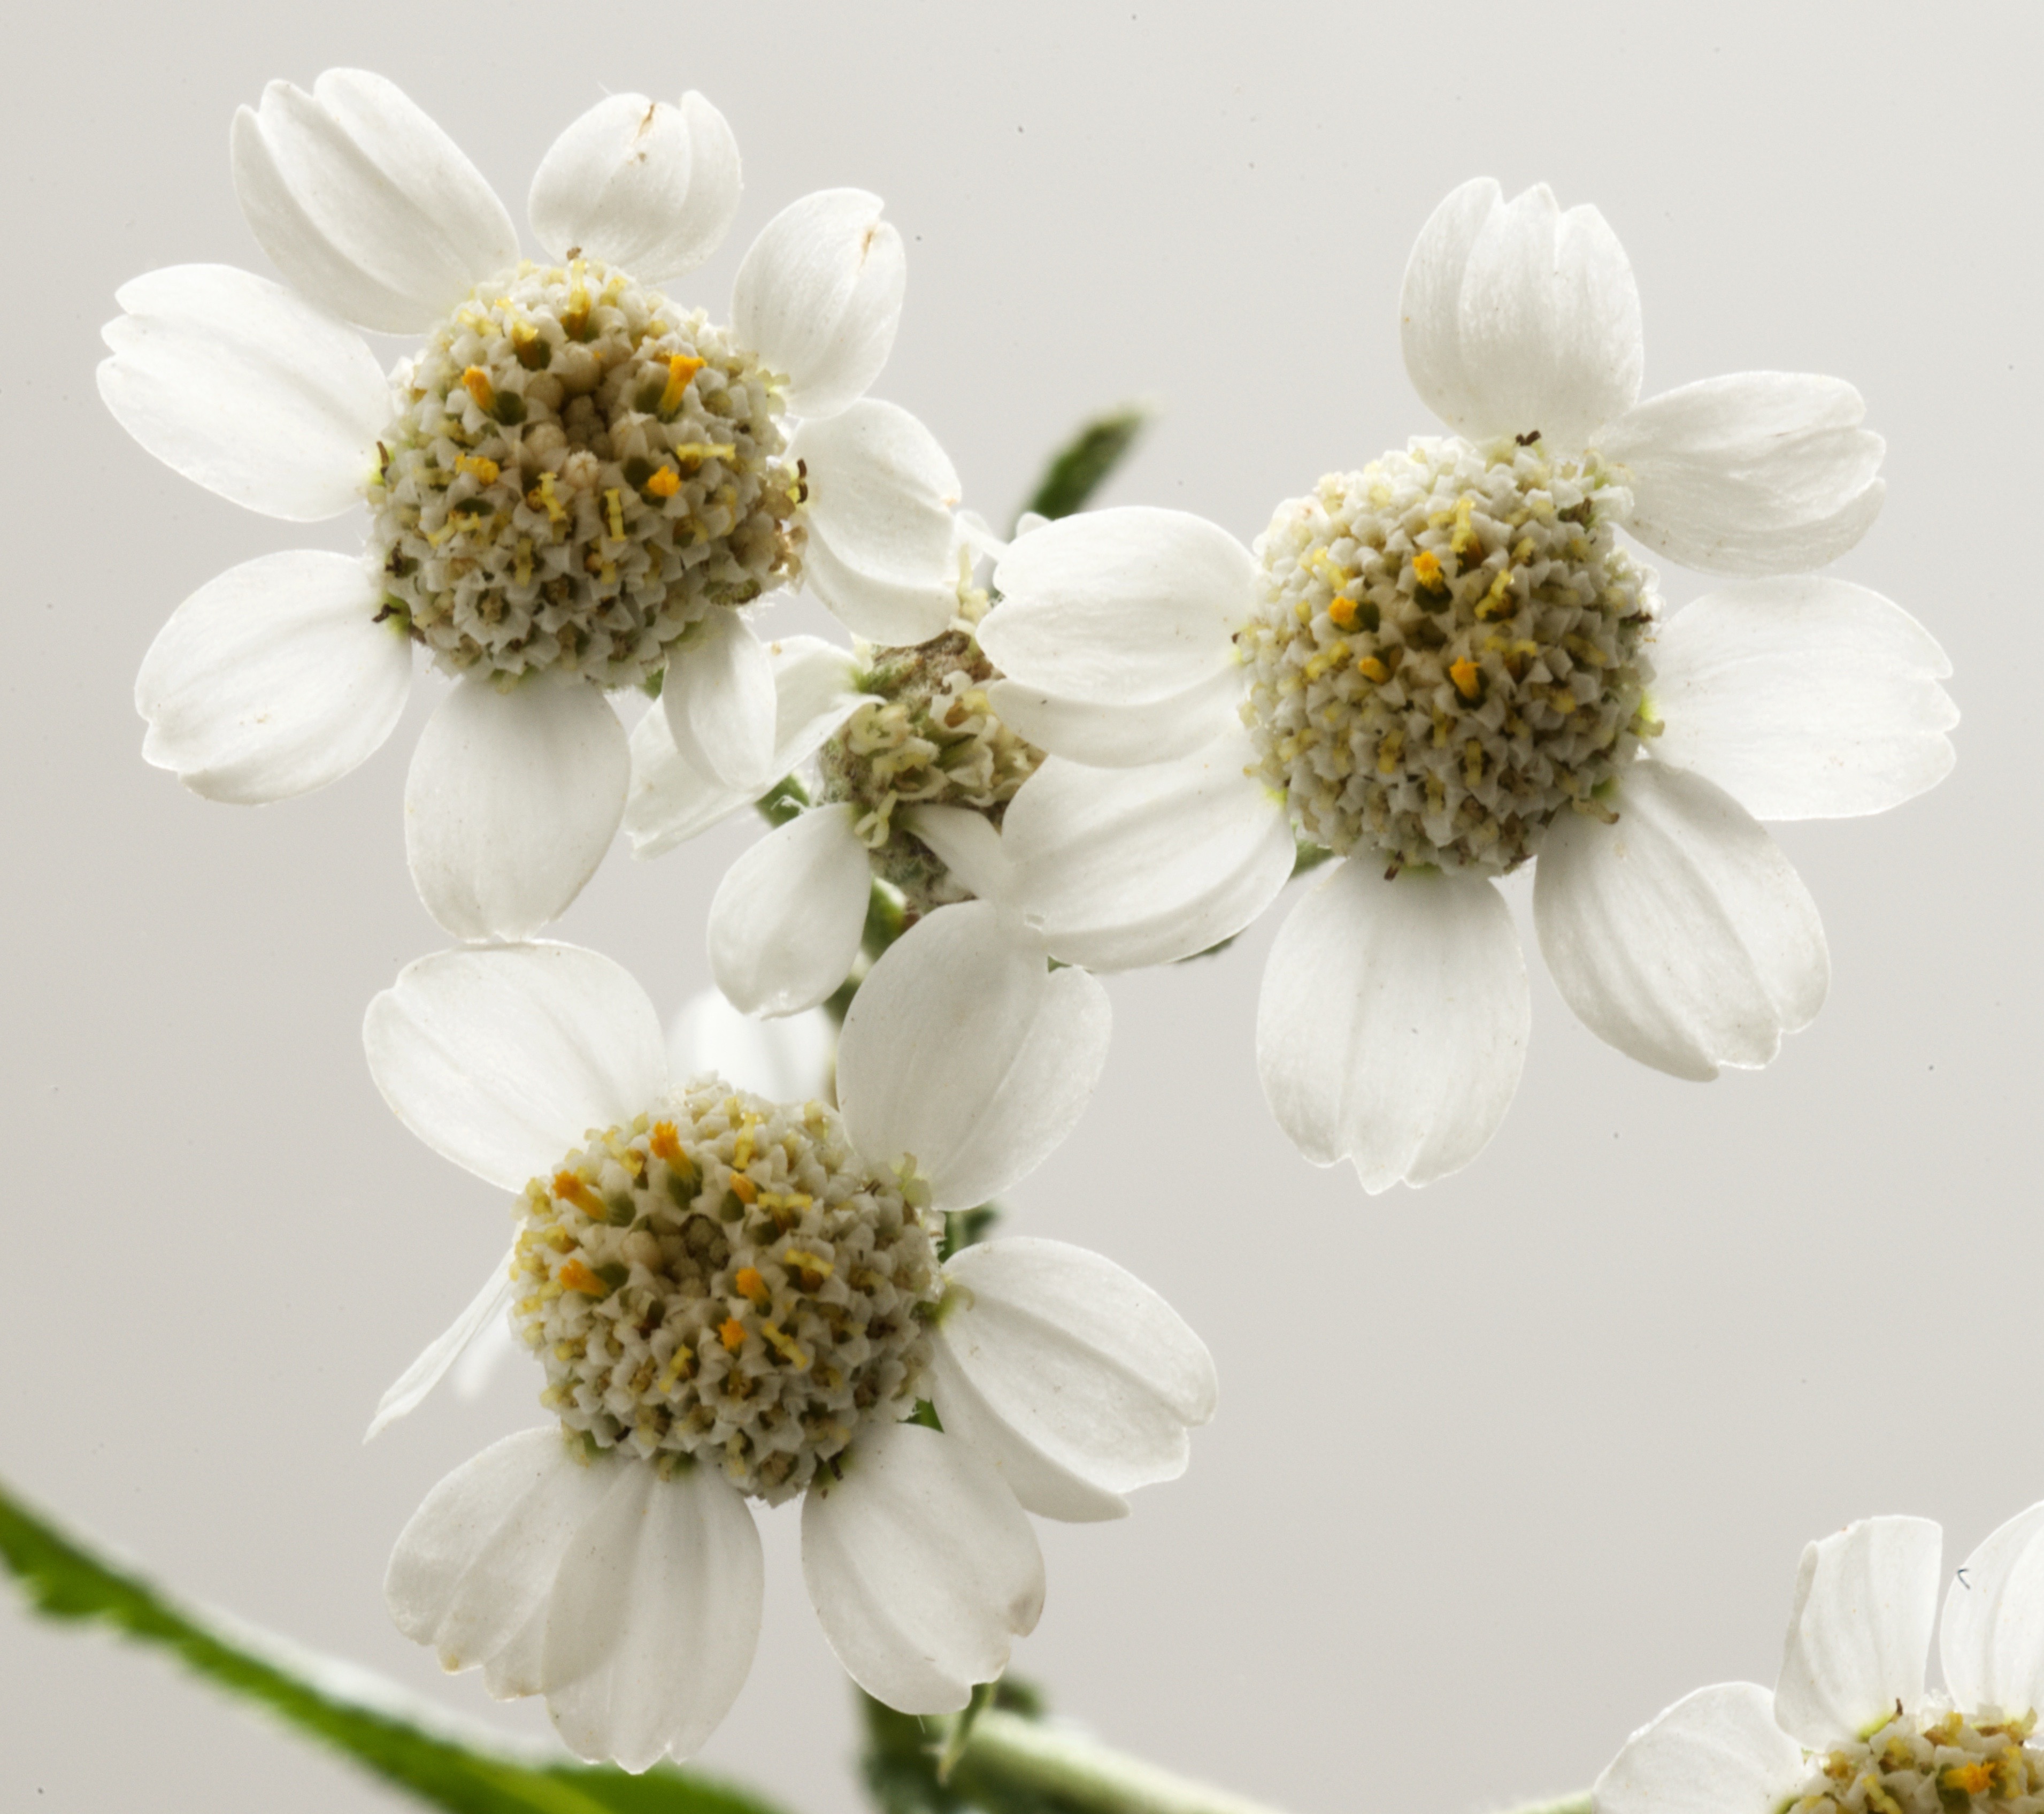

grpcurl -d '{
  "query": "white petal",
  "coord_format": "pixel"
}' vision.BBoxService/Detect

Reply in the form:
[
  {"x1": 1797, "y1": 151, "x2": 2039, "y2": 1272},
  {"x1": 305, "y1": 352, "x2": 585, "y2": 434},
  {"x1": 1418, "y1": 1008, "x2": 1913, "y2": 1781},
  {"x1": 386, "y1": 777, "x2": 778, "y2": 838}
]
[
  {"x1": 366, "y1": 1245, "x2": 518, "y2": 1441},
  {"x1": 1593, "y1": 1682, "x2": 1805, "y2": 1814},
  {"x1": 1401, "y1": 177, "x2": 1642, "y2": 451},
  {"x1": 98, "y1": 265, "x2": 387, "y2": 521},
  {"x1": 979, "y1": 508, "x2": 1251, "y2": 708},
  {"x1": 1256, "y1": 861, "x2": 1528, "y2": 1192},
  {"x1": 1777, "y1": 1515, "x2": 1941, "y2": 1747},
  {"x1": 837, "y1": 901, "x2": 1111, "y2": 1212},
  {"x1": 663, "y1": 613, "x2": 778, "y2": 796},
  {"x1": 1599, "y1": 373, "x2": 1886, "y2": 575},
  {"x1": 543, "y1": 1463, "x2": 763, "y2": 1769},
  {"x1": 802, "y1": 1420, "x2": 1043, "y2": 1714},
  {"x1": 667, "y1": 989, "x2": 836, "y2": 1100},
  {"x1": 1002, "y1": 732, "x2": 1294, "y2": 971},
  {"x1": 626, "y1": 634, "x2": 864, "y2": 858},
  {"x1": 932, "y1": 1237, "x2": 1216, "y2": 1524},
  {"x1": 983, "y1": 669, "x2": 1242, "y2": 769},
  {"x1": 900, "y1": 805, "x2": 1010, "y2": 903},
  {"x1": 406, "y1": 675, "x2": 629, "y2": 941},
  {"x1": 792, "y1": 400, "x2": 962, "y2": 644},
  {"x1": 1400, "y1": 178, "x2": 1500, "y2": 446},
  {"x1": 527, "y1": 91, "x2": 740, "y2": 284},
  {"x1": 135, "y1": 551, "x2": 410, "y2": 803},
  {"x1": 231, "y1": 69, "x2": 517, "y2": 334},
  {"x1": 708, "y1": 807, "x2": 873, "y2": 1015},
  {"x1": 1650, "y1": 578, "x2": 1954, "y2": 822},
  {"x1": 452, "y1": 1317, "x2": 517, "y2": 1400},
  {"x1": 1941, "y1": 1502, "x2": 2044, "y2": 1720},
  {"x1": 731, "y1": 189, "x2": 905, "y2": 419},
  {"x1": 623, "y1": 703, "x2": 747, "y2": 858},
  {"x1": 758, "y1": 634, "x2": 872, "y2": 771},
  {"x1": 1532, "y1": 762, "x2": 1828, "y2": 1080},
  {"x1": 386, "y1": 1429, "x2": 614, "y2": 1692},
  {"x1": 363, "y1": 941, "x2": 668, "y2": 1190}
]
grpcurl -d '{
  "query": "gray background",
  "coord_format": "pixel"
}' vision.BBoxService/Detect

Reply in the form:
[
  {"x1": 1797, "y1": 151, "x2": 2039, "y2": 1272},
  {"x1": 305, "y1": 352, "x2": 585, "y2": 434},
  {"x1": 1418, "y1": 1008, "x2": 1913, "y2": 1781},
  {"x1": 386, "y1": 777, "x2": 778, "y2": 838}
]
[{"x1": 3, "y1": 3, "x2": 2038, "y2": 1809}]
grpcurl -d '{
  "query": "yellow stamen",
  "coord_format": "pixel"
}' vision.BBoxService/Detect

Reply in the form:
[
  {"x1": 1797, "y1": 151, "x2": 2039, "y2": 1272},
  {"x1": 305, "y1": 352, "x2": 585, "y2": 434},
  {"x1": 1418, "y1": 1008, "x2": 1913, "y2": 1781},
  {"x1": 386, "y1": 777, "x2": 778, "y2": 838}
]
[
  {"x1": 649, "y1": 1121, "x2": 686, "y2": 1164},
  {"x1": 459, "y1": 366, "x2": 496, "y2": 414},
  {"x1": 782, "y1": 1248, "x2": 834, "y2": 1283},
  {"x1": 656, "y1": 1345, "x2": 695, "y2": 1392},
  {"x1": 719, "y1": 1317, "x2": 747, "y2": 1352},
  {"x1": 560, "y1": 275, "x2": 590, "y2": 341},
  {"x1": 659, "y1": 353, "x2": 707, "y2": 413},
  {"x1": 1356, "y1": 654, "x2": 1390, "y2": 684},
  {"x1": 604, "y1": 487, "x2": 625, "y2": 540},
  {"x1": 1411, "y1": 549, "x2": 1445, "y2": 590},
  {"x1": 734, "y1": 1266, "x2": 771, "y2": 1309},
  {"x1": 558, "y1": 1258, "x2": 608, "y2": 1297},
  {"x1": 1449, "y1": 657, "x2": 1483, "y2": 701},
  {"x1": 1328, "y1": 595, "x2": 1359, "y2": 631},
  {"x1": 732, "y1": 1129, "x2": 756, "y2": 1169},
  {"x1": 455, "y1": 454, "x2": 500, "y2": 485},
  {"x1": 669, "y1": 441, "x2": 737, "y2": 463},
  {"x1": 727, "y1": 1173, "x2": 757, "y2": 1205},
  {"x1": 646, "y1": 465, "x2": 681, "y2": 499},
  {"x1": 1942, "y1": 1764, "x2": 1994, "y2": 1798},
  {"x1": 760, "y1": 1321, "x2": 811, "y2": 1371},
  {"x1": 551, "y1": 1170, "x2": 604, "y2": 1219},
  {"x1": 528, "y1": 470, "x2": 567, "y2": 525},
  {"x1": 511, "y1": 319, "x2": 547, "y2": 369}
]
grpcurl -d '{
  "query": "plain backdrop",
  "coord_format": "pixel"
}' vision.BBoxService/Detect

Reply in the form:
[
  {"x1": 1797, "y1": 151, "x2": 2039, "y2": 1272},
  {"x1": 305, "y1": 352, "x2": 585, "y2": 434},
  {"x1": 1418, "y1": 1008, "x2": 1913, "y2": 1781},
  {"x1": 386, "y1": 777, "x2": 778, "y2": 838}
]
[{"x1": 3, "y1": 4, "x2": 2039, "y2": 1810}]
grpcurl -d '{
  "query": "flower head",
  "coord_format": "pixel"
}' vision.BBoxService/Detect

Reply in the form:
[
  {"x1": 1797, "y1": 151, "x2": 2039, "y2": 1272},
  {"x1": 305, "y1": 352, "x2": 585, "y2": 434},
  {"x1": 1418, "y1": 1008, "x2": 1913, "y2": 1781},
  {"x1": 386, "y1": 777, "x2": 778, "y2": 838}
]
[
  {"x1": 1597, "y1": 1507, "x2": 2044, "y2": 1814},
  {"x1": 627, "y1": 515, "x2": 1051, "y2": 1019},
  {"x1": 975, "y1": 177, "x2": 1956, "y2": 1192},
  {"x1": 363, "y1": 909, "x2": 1214, "y2": 1767},
  {"x1": 103, "y1": 70, "x2": 967, "y2": 941}
]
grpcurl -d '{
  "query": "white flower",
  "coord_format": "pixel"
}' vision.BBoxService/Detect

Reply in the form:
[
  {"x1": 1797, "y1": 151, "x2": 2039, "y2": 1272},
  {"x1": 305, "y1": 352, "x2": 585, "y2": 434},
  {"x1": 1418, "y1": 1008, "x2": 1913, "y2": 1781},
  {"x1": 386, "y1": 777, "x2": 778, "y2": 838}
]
[
  {"x1": 361, "y1": 910, "x2": 1214, "y2": 1769},
  {"x1": 976, "y1": 177, "x2": 1956, "y2": 1192},
  {"x1": 1596, "y1": 1506, "x2": 2044, "y2": 1814},
  {"x1": 623, "y1": 511, "x2": 1043, "y2": 1016},
  {"x1": 102, "y1": 69, "x2": 967, "y2": 941}
]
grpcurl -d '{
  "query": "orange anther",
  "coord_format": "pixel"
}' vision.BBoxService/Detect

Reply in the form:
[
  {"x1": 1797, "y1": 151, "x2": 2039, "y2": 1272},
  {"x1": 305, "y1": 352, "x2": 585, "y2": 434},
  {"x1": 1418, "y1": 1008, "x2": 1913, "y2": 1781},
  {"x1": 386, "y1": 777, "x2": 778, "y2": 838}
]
[{"x1": 558, "y1": 1258, "x2": 606, "y2": 1297}]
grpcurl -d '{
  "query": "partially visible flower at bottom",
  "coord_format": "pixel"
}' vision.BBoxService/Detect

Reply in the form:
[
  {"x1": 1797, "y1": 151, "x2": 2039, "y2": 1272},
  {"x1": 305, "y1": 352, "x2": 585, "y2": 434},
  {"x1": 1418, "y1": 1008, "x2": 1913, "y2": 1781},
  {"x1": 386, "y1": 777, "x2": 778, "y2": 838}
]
[
  {"x1": 362, "y1": 914, "x2": 1213, "y2": 1769},
  {"x1": 1596, "y1": 1505, "x2": 2044, "y2": 1814}
]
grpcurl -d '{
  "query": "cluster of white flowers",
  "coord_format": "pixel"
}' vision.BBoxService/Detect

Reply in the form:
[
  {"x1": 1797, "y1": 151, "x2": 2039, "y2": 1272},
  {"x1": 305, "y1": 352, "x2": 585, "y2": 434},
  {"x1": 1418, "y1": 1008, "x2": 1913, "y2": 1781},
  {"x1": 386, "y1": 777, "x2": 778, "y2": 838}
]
[{"x1": 98, "y1": 64, "x2": 1965, "y2": 1787}]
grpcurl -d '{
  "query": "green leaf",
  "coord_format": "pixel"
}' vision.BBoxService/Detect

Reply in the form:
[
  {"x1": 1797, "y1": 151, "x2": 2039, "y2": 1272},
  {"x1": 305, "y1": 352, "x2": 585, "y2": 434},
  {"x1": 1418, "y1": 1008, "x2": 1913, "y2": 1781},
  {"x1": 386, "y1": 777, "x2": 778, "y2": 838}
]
[
  {"x1": 0, "y1": 1472, "x2": 790, "y2": 1814},
  {"x1": 1016, "y1": 408, "x2": 1150, "y2": 527}
]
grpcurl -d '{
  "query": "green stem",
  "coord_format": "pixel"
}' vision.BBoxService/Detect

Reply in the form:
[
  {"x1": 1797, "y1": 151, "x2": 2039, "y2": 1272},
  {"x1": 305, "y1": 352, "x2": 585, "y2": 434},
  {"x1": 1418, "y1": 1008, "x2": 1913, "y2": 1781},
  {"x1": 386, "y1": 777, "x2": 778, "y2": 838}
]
[{"x1": 952, "y1": 1710, "x2": 1295, "y2": 1814}]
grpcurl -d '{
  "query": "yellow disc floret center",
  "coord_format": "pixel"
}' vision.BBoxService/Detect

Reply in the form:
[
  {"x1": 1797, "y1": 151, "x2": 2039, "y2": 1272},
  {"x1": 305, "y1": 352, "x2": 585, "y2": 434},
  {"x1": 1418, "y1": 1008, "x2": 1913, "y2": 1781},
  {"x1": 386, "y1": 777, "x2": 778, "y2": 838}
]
[
  {"x1": 511, "y1": 1077, "x2": 940, "y2": 1504},
  {"x1": 366, "y1": 257, "x2": 803, "y2": 690},
  {"x1": 1240, "y1": 435, "x2": 1661, "y2": 874},
  {"x1": 1789, "y1": 1707, "x2": 2044, "y2": 1814}
]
